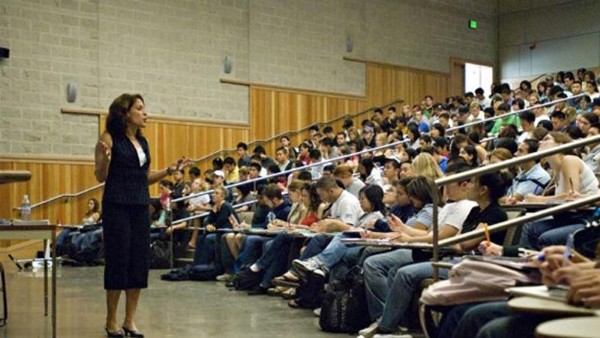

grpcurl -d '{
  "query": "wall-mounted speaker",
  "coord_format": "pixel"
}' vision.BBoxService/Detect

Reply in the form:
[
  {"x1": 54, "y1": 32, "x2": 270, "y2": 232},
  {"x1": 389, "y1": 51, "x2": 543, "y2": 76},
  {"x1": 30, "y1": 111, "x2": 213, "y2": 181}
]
[
  {"x1": 223, "y1": 55, "x2": 233, "y2": 74},
  {"x1": 345, "y1": 36, "x2": 353, "y2": 53},
  {"x1": 66, "y1": 82, "x2": 78, "y2": 103},
  {"x1": 0, "y1": 47, "x2": 9, "y2": 58}
]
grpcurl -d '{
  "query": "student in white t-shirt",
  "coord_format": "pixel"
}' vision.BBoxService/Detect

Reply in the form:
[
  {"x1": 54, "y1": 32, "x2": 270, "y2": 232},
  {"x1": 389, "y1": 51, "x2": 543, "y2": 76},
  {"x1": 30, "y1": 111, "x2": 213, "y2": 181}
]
[{"x1": 311, "y1": 176, "x2": 363, "y2": 233}]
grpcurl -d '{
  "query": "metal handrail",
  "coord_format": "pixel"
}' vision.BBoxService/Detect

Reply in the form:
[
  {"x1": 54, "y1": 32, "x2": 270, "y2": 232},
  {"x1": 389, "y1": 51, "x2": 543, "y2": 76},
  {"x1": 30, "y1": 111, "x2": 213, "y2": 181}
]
[
  {"x1": 13, "y1": 183, "x2": 105, "y2": 211},
  {"x1": 171, "y1": 199, "x2": 258, "y2": 226},
  {"x1": 428, "y1": 134, "x2": 600, "y2": 279},
  {"x1": 445, "y1": 93, "x2": 584, "y2": 133},
  {"x1": 173, "y1": 137, "x2": 410, "y2": 203},
  {"x1": 188, "y1": 99, "x2": 404, "y2": 163}
]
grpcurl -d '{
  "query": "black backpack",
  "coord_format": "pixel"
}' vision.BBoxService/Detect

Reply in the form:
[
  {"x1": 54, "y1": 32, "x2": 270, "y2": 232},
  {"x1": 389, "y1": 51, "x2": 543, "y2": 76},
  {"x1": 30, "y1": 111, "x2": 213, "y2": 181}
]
[
  {"x1": 232, "y1": 267, "x2": 262, "y2": 291},
  {"x1": 319, "y1": 266, "x2": 370, "y2": 333},
  {"x1": 293, "y1": 273, "x2": 326, "y2": 309},
  {"x1": 149, "y1": 239, "x2": 171, "y2": 269},
  {"x1": 189, "y1": 263, "x2": 222, "y2": 281}
]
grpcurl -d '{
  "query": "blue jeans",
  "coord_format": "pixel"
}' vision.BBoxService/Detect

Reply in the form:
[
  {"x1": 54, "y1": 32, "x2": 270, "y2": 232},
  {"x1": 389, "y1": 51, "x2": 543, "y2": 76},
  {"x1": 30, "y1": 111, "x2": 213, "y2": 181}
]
[
  {"x1": 236, "y1": 235, "x2": 270, "y2": 268},
  {"x1": 297, "y1": 234, "x2": 332, "y2": 260},
  {"x1": 451, "y1": 301, "x2": 512, "y2": 338},
  {"x1": 378, "y1": 261, "x2": 449, "y2": 332},
  {"x1": 254, "y1": 233, "x2": 297, "y2": 287},
  {"x1": 193, "y1": 233, "x2": 218, "y2": 265},
  {"x1": 363, "y1": 249, "x2": 414, "y2": 322},
  {"x1": 519, "y1": 217, "x2": 586, "y2": 250}
]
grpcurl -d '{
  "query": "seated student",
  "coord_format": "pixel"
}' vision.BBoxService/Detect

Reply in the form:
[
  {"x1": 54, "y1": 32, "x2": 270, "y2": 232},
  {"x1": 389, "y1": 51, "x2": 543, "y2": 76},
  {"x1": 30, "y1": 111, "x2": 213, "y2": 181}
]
[
  {"x1": 411, "y1": 152, "x2": 444, "y2": 180},
  {"x1": 420, "y1": 145, "x2": 448, "y2": 173},
  {"x1": 445, "y1": 245, "x2": 599, "y2": 338},
  {"x1": 56, "y1": 198, "x2": 102, "y2": 254},
  {"x1": 582, "y1": 121, "x2": 600, "y2": 173},
  {"x1": 237, "y1": 182, "x2": 326, "y2": 294},
  {"x1": 222, "y1": 156, "x2": 240, "y2": 183},
  {"x1": 360, "y1": 163, "x2": 478, "y2": 337},
  {"x1": 381, "y1": 159, "x2": 401, "y2": 190},
  {"x1": 489, "y1": 103, "x2": 516, "y2": 136},
  {"x1": 230, "y1": 184, "x2": 291, "y2": 270},
  {"x1": 192, "y1": 186, "x2": 239, "y2": 268},
  {"x1": 503, "y1": 139, "x2": 551, "y2": 204},
  {"x1": 291, "y1": 184, "x2": 387, "y2": 278},
  {"x1": 334, "y1": 164, "x2": 365, "y2": 198},
  {"x1": 359, "y1": 157, "x2": 384, "y2": 188},
  {"x1": 186, "y1": 178, "x2": 211, "y2": 249},
  {"x1": 520, "y1": 132, "x2": 600, "y2": 249}
]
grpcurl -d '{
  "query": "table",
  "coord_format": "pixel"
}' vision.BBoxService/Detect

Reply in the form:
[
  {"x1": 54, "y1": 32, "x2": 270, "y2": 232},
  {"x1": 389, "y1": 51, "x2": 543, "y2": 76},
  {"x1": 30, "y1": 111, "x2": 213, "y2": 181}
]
[
  {"x1": 0, "y1": 171, "x2": 31, "y2": 184},
  {"x1": 0, "y1": 225, "x2": 57, "y2": 338},
  {"x1": 536, "y1": 317, "x2": 600, "y2": 338},
  {"x1": 508, "y1": 296, "x2": 599, "y2": 317}
]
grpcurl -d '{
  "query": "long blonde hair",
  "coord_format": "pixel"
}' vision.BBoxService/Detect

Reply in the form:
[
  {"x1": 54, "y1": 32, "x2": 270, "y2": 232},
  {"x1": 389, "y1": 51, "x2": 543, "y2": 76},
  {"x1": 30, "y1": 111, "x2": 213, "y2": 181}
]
[{"x1": 411, "y1": 153, "x2": 444, "y2": 180}]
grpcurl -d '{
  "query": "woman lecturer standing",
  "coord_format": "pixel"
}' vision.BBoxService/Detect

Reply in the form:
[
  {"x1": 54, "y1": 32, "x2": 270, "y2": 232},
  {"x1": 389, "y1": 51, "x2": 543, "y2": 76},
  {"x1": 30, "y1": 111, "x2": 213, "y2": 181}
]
[{"x1": 95, "y1": 93, "x2": 184, "y2": 337}]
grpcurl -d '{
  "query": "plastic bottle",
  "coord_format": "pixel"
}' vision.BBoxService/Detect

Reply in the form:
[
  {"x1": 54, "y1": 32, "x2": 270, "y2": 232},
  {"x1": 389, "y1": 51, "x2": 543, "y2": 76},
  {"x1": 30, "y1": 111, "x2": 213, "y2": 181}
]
[{"x1": 21, "y1": 194, "x2": 31, "y2": 221}]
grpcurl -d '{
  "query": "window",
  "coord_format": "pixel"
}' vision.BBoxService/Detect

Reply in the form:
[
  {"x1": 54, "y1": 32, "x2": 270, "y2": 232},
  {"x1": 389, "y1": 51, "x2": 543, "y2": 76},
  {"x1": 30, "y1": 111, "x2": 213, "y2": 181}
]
[{"x1": 465, "y1": 63, "x2": 493, "y2": 94}]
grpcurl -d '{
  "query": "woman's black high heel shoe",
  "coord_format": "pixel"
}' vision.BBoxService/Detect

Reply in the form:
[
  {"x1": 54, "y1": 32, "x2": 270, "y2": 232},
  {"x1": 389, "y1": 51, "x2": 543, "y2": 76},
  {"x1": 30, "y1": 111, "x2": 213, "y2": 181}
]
[
  {"x1": 105, "y1": 327, "x2": 124, "y2": 337},
  {"x1": 122, "y1": 326, "x2": 144, "y2": 337}
]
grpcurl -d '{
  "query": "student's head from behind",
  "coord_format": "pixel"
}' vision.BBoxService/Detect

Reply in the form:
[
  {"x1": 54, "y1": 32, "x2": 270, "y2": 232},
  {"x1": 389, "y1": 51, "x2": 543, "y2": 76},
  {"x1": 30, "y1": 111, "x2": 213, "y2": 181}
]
[
  {"x1": 468, "y1": 171, "x2": 513, "y2": 204},
  {"x1": 489, "y1": 147, "x2": 513, "y2": 165},
  {"x1": 358, "y1": 185, "x2": 386, "y2": 215},
  {"x1": 333, "y1": 164, "x2": 354, "y2": 187},
  {"x1": 412, "y1": 152, "x2": 444, "y2": 180}
]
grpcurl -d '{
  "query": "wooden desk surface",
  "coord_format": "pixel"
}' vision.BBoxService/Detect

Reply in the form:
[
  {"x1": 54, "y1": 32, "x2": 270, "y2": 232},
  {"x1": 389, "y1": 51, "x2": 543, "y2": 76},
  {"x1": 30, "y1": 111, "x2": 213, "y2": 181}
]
[
  {"x1": 536, "y1": 317, "x2": 600, "y2": 338},
  {"x1": 508, "y1": 296, "x2": 599, "y2": 317},
  {"x1": 0, "y1": 170, "x2": 31, "y2": 184}
]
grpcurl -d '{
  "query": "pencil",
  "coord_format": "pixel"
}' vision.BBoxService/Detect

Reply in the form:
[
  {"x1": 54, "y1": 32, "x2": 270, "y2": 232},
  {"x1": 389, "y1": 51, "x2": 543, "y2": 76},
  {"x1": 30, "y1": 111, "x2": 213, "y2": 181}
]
[
  {"x1": 483, "y1": 223, "x2": 491, "y2": 246},
  {"x1": 569, "y1": 177, "x2": 574, "y2": 195}
]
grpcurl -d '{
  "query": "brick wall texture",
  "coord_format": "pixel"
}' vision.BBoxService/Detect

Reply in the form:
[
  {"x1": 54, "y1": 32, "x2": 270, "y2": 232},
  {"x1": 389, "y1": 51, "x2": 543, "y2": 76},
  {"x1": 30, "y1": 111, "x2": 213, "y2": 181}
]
[{"x1": 0, "y1": 0, "x2": 497, "y2": 156}]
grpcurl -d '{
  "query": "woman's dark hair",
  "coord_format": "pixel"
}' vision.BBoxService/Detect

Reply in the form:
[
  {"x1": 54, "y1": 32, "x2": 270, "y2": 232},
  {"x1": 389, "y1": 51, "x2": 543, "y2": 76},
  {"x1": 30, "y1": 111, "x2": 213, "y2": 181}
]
[
  {"x1": 407, "y1": 124, "x2": 421, "y2": 141},
  {"x1": 106, "y1": 93, "x2": 144, "y2": 137},
  {"x1": 461, "y1": 144, "x2": 478, "y2": 167},
  {"x1": 297, "y1": 170, "x2": 313, "y2": 181},
  {"x1": 477, "y1": 171, "x2": 513, "y2": 202},
  {"x1": 359, "y1": 157, "x2": 376, "y2": 181},
  {"x1": 302, "y1": 182, "x2": 321, "y2": 213},
  {"x1": 402, "y1": 146, "x2": 417, "y2": 161},
  {"x1": 406, "y1": 175, "x2": 436, "y2": 206},
  {"x1": 86, "y1": 198, "x2": 100, "y2": 216},
  {"x1": 519, "y1": 80, "x2": 532, "y2": 91},
  {"x1": 432, "y1": 123, "x2": 445, "y2": 136},
  {"x1": 149, "y1": 198, "x2": 163, "y2": 221},
  {"x1": 359, "y1": 184, "x2": 386, "y2": 216}
]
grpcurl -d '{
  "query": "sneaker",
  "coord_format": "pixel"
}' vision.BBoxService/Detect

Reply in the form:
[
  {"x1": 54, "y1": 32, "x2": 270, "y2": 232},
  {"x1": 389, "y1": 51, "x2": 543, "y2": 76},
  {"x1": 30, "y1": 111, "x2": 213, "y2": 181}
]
[
  {"x1": 358, "y1": 322, "x2": 381, "y2": 338},
  {"x1": 215, "y1": 273, "x2": 234, "y2": 282},
  {"x1": 313, "y1": 307, "x2": 321, "y2": 317},
  {"x1": 373, "y1": 334, "x2": 412, "y2": 338},
  {"x1": 292, "y1": 258, "x2": 327, "y2": 278}
]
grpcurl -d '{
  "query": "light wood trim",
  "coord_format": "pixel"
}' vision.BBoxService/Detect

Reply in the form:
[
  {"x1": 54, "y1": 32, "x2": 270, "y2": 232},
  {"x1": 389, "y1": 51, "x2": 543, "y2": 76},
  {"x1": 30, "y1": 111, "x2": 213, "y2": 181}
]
[
  {"x1": 61, "y1": 108, "x2": 249, "y2": 128},
  {"x1": 0, "y1": 154, "x2": 94, "y2": 164},
  {"x1": 344, "y1": 56, "x2": 450, "y2": 76},
  {"x1": 220, "y1": 78, "x2": 366, "y2": 100}
]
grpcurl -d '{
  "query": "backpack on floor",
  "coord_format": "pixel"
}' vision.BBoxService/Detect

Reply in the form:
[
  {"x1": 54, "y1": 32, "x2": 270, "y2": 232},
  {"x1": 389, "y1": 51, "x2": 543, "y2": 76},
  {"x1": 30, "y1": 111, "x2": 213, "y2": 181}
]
[
  {"x1": 149, "y1": 239, "x2": 171, "y2": 269},
  {"x1": 189, "y1": 263, "x2": 222, "y2": 281},
  {"x1": 294, "y1": 273, "x2": 326, "y2": 309},
  {"x1": 319, "y1": 266, "x2": 370, "y2": 333},
  {"x1": 232, "y1": 267, "x2": 262, "y2": 291}
]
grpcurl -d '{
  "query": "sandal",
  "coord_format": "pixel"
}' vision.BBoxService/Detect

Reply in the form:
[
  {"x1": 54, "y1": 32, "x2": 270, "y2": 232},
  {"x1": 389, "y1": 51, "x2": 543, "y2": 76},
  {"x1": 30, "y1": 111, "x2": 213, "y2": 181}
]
[{"x1": 287, "y1": 299, "x2": 301, "y2": 309}]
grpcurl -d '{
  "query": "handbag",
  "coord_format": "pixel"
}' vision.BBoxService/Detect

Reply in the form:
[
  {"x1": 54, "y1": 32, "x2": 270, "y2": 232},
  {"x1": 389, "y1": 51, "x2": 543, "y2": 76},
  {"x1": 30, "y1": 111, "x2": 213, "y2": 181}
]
[{"x1": 420, "y1": 257, "x2": 540, "y2": 306}]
